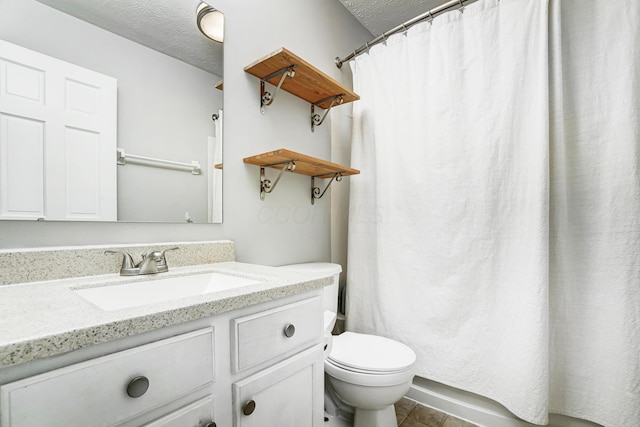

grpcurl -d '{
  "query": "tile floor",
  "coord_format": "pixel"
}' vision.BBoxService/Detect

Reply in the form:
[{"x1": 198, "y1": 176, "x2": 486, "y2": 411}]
[{"x1": 395, "y1": 398, "x2": 479, "y2": 427}]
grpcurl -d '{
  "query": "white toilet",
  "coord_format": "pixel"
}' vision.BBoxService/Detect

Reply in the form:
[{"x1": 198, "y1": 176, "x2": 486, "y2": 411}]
[{"x1": 281, "y1": 263, "x2": 417, "y2": 427}]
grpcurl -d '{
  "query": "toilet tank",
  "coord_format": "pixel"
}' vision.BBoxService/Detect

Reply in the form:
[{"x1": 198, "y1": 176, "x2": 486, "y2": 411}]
[{"x1": 279, "y1": 262, "x2": 342, "y2": 314}]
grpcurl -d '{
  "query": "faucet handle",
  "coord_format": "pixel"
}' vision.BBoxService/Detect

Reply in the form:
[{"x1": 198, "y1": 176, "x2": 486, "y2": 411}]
[
  {"x1": 160, "y1": 247, "x2": 179, "y2": 259},
  {"x1": 137, "y1": 247, "x2": 179, "y2": 274},
  {"x1": 104, "y1": 250, "x2": 138, "y2": 276},
  {"x1": 157, "y1": 247, "x2": 179, "y2": 272}
]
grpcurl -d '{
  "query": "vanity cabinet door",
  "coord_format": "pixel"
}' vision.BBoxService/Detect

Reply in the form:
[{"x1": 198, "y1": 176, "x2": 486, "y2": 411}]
[
  {"x1": 0, "y1": 328, "x2": 214, "y2": 427},
  {"x1": 232, "y1": 346, "x2": 323, "y2": 427}
]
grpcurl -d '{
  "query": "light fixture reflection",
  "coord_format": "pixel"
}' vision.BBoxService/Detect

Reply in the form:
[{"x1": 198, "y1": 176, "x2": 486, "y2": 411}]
[{"x1": 197, "y1": 3, "x2": 224, "y2": 43}]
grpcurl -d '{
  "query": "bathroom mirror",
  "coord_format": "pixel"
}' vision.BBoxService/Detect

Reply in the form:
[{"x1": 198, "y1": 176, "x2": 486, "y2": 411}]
[{"x1": 0, "y1": 0, "x2": 223, "y2": 223}]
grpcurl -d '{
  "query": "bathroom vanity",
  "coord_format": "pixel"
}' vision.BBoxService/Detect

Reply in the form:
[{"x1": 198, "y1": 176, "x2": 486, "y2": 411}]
[{"x1": 0, "y1": 242, "x2": 330, "y2": 427}]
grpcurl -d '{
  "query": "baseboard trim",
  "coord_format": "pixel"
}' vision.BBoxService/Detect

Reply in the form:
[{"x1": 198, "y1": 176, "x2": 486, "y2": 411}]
[{"x1": 406, "y1": 377, "x2": 602, "y2": 427}]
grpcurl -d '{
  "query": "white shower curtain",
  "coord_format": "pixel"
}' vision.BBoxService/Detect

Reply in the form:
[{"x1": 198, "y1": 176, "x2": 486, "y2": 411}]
[
  {"x1": 346, "y1": 0, "x2": 640, "y2": 426},
  {"x1": 208, "y1": 109, "x2": 223, "y2": 223}
]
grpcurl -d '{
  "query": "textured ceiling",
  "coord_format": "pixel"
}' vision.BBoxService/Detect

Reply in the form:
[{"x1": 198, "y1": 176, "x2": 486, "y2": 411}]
[
  {"x1": 35, "y1": 0, "x2": 223, "y2": 77},
  {"x1": 34, "y1": 0, "x2": 459, "y2": 76},
  {"x1": 338, "y1": 0, "x2": 449, "y2": 36}
]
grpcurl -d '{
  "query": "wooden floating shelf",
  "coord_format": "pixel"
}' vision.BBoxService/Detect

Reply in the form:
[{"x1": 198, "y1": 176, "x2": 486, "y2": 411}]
[
  {"x1": 244, "y1": 149, "x2": 359, "y2": 177},
  {"x1": 243, "y1": 149, "x2": 360, "y2": 204},
  {"x1": 245, "y1": 48, "x2": 359, "y2": 108},
  {"x1": 244, "y1": 48, "x2": 360, "y2": 131}
]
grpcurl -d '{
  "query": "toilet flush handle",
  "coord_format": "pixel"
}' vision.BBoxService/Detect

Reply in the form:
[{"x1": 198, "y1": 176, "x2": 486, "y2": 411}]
[{"x1": 283, "y1": 324, "x2": 296, "y2": 338}]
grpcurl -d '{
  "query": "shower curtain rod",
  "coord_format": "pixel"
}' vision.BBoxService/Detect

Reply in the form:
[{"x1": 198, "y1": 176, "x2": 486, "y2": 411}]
[{"x1": 335, "y1": 0, "x2": 471, "y2": 68}]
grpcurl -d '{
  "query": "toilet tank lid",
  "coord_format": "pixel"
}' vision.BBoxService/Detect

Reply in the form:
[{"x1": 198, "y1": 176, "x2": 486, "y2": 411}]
[{"x1": 279, "y1": 262, "x2": 342, "y2": 275}]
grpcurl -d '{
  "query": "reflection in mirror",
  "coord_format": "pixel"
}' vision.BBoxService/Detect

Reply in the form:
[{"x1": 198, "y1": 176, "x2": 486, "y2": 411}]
[{"x1": 0, "y1": 0, "x2": 223, "y2": 223}]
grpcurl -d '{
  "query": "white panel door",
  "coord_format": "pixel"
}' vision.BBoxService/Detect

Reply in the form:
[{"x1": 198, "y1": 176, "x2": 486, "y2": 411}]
[
  {"x1": 0, "y1": 51, "x2": 47, "y2": 219},
  {"x1": 0, "y1": 114, "x2": 44, "y2": 219},
  {"x1": 0, "y1": 39, "x2": 117, "y2": 221}
]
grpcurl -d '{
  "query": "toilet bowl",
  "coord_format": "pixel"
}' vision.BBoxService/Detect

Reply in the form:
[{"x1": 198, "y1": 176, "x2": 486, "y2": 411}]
[
  {"x1": 280, "y1": 263, "x2": 417, "y2": 427},
  {"x1": 325, "y1": 332, "x2": 416, "y2": 427}
]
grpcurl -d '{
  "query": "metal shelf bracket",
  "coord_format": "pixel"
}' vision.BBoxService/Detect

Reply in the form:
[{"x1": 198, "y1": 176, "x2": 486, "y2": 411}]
[
  {"x1": 260, "y1": 65, "x2": 297, "y2": 114},
  {"x1": 259, "y1": 160, "x2": 297, "y2": 200},
  {"x1": 311, "y1": 94, "x2": 344, "y2": 132},
  {"x1": 311, "y1": 172, "x2": 343, "y2": 205}
]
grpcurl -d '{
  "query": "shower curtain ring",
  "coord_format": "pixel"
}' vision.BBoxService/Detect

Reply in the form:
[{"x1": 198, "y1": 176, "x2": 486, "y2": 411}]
[
  {"x1": 427, "y1": 11, "x2": 434, "y2": 25},
  {"x1": 458, "y1": 0, "x2": 465, "y2": 13}
]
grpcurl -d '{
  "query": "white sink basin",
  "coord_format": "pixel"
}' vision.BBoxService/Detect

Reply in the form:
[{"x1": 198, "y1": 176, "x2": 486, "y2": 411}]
[{"x1": 73, "y1": 272, "x2": 263, "y2": 311}]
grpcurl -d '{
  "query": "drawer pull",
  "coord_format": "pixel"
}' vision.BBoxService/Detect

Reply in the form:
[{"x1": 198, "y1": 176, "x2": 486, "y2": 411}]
[
  {"x1": 243, "y1": 399, "x2": 256, "y2": 416},
  {"x1": 126, "y1": 376, "x2": 149, "y2": 398},
  {"x1": 283, "y1": 324, "x2": 296, "y2": 338}
]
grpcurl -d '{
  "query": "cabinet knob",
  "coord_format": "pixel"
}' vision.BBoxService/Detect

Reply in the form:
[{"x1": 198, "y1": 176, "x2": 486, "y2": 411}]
[
  {"x1": 283, "y1": 324, "x2": 296, "y2": 338},
  {"x1": 242, "y1": 399, "x2": 256, "y2": 416},
  {"x1": 126, "y1": 376, "x2": 149, "y2": 398}
]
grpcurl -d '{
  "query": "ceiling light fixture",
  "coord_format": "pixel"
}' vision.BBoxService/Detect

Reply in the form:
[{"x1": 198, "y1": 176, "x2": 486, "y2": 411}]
[{"x1": 196, "y1": 3, "x2": 224, "y2": 43}]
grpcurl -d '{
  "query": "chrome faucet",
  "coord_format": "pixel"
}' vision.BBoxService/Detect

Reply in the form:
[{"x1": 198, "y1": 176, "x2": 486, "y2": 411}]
[{"x1": 105, "y1": 247, "x2": 179, "y2": 276}]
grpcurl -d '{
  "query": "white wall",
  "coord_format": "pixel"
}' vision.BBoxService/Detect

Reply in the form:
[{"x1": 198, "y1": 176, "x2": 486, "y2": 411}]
[
  {"x1": 331, "y1": 86, "x2": 356, "y2": 287},
  {"x1": 0, "y1": 0, "x2": 371, "y2": 266}
]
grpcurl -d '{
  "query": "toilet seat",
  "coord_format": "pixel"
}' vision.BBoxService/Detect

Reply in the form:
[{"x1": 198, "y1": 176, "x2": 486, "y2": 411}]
[
  {"x1": 325, "y1": 332, "x2": 417, "y2": 387},
  {"x1": 325, "y1": 357, "x2": 416, "y2": 387},
  {"x1": 328, "y1": 332, "x2": 416, "y2": 374}
]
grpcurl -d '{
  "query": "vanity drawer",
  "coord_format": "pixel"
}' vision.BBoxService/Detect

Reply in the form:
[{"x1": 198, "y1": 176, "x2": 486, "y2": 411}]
[
  {"x1": 0, "y1": 328, "x2": 214, "y2": 427},
  {"x1": 143, "y1": 396, "x2": 214, "y2": 427},
  {"x1": 232, "y1": 296, "x2": 322, "y2": 372}
]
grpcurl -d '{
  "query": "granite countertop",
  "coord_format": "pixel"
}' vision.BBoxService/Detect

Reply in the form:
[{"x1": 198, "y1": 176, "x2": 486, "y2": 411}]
[{"x1": 0, "y1": 262, "x2": 331, "y2": 369}]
